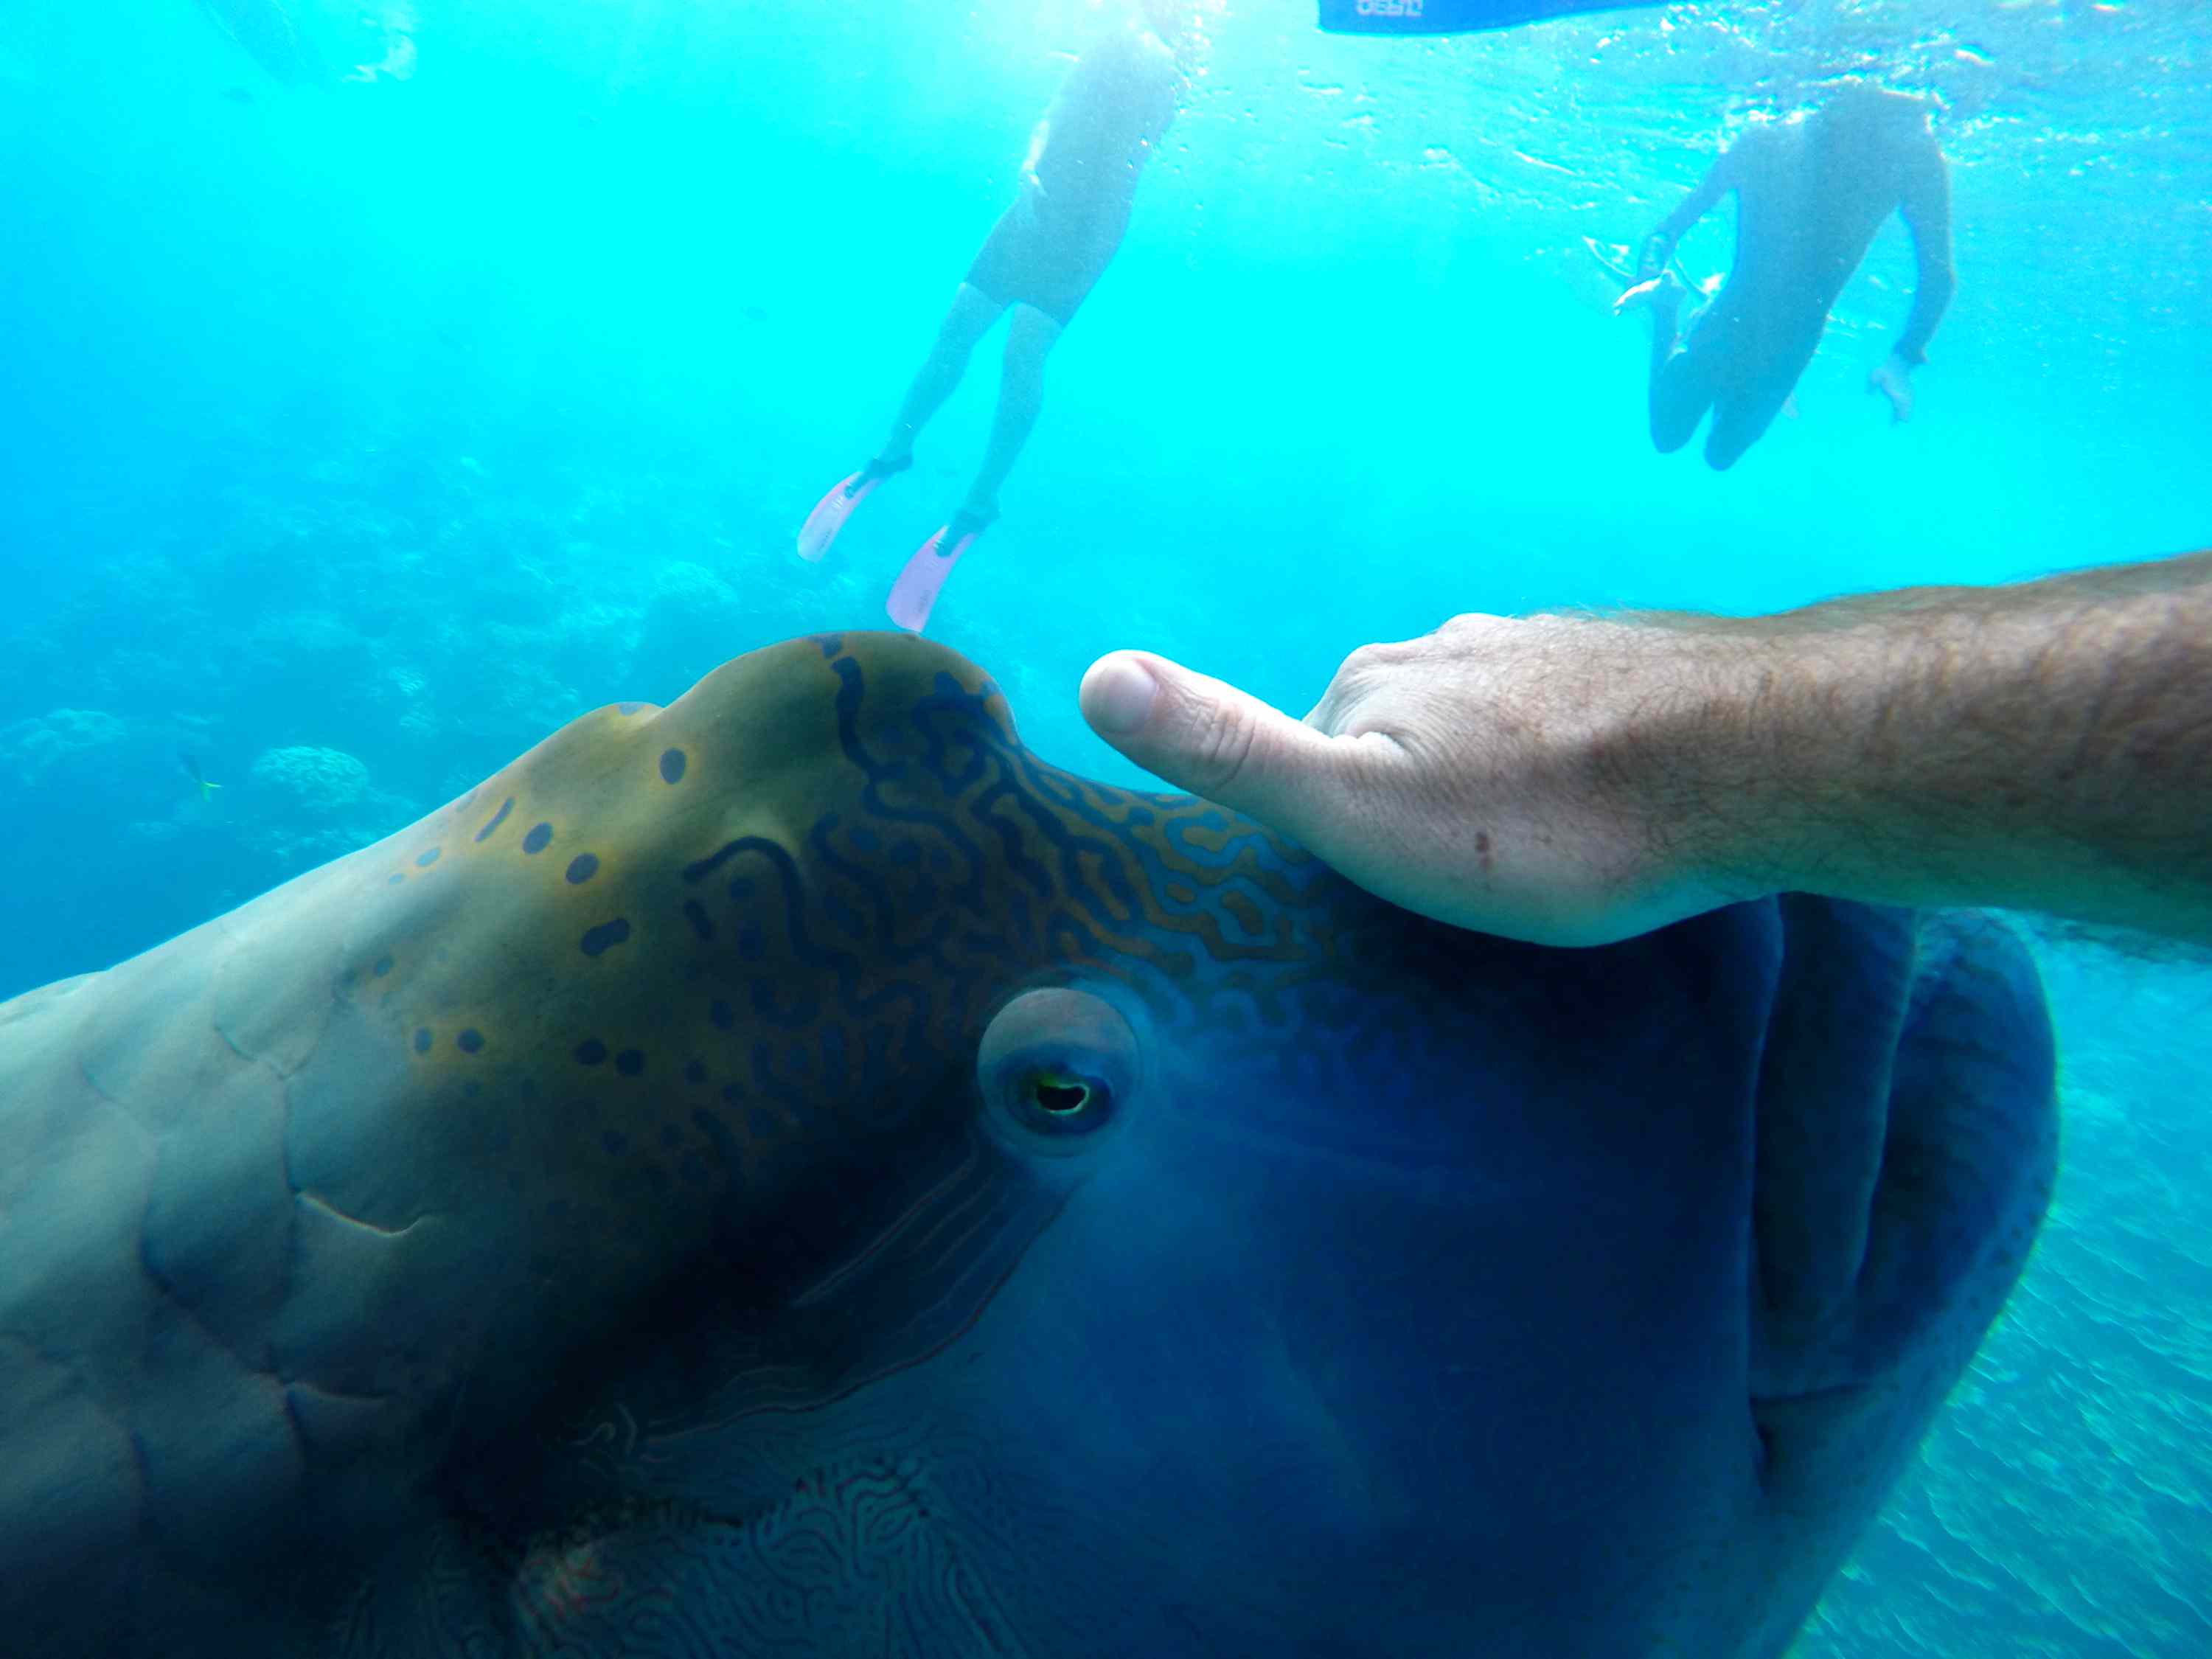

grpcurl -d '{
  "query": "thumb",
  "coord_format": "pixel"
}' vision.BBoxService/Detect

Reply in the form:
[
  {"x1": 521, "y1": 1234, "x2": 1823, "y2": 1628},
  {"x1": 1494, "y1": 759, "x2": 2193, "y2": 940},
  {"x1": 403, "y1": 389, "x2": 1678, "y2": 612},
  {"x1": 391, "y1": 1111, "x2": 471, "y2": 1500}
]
[{"x1": 1079, "y1": 650, "x2": 1340, "y2": 832}]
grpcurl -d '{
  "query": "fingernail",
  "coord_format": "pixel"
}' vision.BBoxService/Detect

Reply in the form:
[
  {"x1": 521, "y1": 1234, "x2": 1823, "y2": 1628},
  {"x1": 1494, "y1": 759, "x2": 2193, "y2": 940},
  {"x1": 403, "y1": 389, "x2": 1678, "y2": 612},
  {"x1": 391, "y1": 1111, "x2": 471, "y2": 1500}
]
[{"x1": 1085, "y1": 656, "x2": 1158, "y2": 736}]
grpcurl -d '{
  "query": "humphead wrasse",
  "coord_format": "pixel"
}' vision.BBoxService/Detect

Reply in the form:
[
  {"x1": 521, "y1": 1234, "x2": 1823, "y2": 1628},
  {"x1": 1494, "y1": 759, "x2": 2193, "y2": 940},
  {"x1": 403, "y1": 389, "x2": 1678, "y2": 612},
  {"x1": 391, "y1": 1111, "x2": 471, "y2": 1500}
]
[{"x1": 0, "y1": 631, "x2": 2054, "y2": 1657}]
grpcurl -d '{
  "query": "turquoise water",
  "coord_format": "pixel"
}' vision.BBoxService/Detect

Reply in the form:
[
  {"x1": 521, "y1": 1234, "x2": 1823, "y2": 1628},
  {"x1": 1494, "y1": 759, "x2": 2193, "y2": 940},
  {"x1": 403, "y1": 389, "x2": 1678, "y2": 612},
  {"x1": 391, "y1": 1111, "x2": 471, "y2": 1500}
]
[{"x1": 1, "y1": 0, "x2": 2207, "y2": 1652}]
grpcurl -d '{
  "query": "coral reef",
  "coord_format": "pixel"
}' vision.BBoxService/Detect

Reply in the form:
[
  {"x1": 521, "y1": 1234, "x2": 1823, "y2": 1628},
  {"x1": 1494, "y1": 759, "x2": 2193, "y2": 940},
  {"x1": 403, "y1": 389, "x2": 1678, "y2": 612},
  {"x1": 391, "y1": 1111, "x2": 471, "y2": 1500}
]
[
  {"x1": 247, "y1": 742, "x2": 370, "y2": 812},
  {"x1": 0, "y1": 707, "x2": 128, "y2": 792}
]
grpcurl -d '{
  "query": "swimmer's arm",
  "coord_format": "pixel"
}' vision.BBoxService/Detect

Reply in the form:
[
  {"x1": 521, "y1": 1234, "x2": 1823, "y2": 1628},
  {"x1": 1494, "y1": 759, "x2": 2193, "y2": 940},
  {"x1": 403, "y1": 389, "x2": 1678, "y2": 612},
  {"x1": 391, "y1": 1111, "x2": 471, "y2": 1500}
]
[
  {"x1": 1634, "y1": 141, "x2": 1739, "y2": 283},
  {"x1": 1021, "y1": 114, "x2": 1051, "y2": 184},
  {"x1": 1126, "y1": 55, "x2": 1182, "y2": 171},
  {"x1": 1676, "y1": 553, "x2": 2212, "y2": 942},
  {"x1": 1074, "y1": 34, "x2": 1179, "y2": 181},
  {"x1": 1891, "y1": 150, "x2": 1957, "y2": 365},
  {"x1": 1029, "y1": 38, "x2": 1127, "y2": 189},
  {"x1": 1081, "y1": 551, "x2": 2212, "y2": 950},
  {"x1": 1025, "y1": 38, "x2": 1114, "y2": 187}
]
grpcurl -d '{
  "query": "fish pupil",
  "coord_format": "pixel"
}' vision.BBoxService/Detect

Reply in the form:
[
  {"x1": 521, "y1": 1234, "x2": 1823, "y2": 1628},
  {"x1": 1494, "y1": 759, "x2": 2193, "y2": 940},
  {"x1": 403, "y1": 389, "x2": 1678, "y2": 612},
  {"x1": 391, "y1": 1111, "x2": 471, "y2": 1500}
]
[{"x1": 1032, "y1": 1077, "x2": 1092, "y2": 1116}]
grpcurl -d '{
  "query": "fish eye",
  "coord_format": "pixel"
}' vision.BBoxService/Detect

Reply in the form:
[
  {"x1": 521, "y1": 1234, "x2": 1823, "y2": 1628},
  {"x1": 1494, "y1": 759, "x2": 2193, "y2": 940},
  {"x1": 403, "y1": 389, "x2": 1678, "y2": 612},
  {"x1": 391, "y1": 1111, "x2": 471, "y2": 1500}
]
[{"x1": 978, "y1": 988, "x2": 1139, "y2": 1156}]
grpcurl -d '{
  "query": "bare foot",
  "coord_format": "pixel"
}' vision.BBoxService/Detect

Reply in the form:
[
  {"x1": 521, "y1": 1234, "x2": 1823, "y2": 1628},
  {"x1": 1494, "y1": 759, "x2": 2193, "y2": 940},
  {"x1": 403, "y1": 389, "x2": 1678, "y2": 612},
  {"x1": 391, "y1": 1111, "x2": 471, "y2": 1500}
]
[{"x1": 1610, "y1": 271, "x2": 1683, "y2": 317}]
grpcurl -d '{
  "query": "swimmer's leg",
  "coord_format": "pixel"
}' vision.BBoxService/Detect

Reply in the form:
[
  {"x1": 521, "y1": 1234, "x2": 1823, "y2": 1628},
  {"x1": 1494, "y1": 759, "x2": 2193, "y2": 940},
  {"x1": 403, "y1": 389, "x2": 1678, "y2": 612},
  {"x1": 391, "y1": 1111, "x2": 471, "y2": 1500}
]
[
  {"x1": 883, "y1": 305, "x2": 1057, "y2": 631},
  {"x1": 958, "y1": 302, "x2": 1062, "y2": 522},
  {"x1": 1646, "y1": 285, "x2": 1722, "y2": 456},
  {"x1": 799, "y1": 285, "x2": 1003, "y2": 562},
  {"x1": 1704, "y1": 333, "x2": 1820, "y2": 472},
  {"x1": 880, "y1": 284, "x2": 1007, "y2": 466},
  {"x1": 882, "y1": 302, "x2": 1060, "y2": 630},
  {"x1": 1704, "y1": 388, "x2": 1790, "y2": 472}
]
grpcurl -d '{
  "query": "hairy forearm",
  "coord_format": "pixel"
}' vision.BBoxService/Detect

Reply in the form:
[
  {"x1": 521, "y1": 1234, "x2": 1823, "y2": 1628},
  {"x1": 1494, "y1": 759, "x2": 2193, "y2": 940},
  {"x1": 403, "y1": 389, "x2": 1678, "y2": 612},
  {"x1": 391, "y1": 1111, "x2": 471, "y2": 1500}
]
[{"x1": 1636, "y1": 554, "x2": 2212, "y2": 939}]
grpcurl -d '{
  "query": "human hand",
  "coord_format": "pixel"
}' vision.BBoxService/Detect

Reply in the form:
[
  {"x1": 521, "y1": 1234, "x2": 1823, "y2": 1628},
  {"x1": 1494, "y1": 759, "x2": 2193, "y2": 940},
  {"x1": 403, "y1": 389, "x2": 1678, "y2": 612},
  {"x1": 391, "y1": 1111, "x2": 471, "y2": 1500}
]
[
  {"x1": 1079, "y1": 616, "x2": 1763, "y2": 947},
  {"x1": 1868, "y1": 352, "x2": 1915, "y2": 422},
  {"x1": 1087, "y1": 554, "x2": 2212, "y2": 950}
]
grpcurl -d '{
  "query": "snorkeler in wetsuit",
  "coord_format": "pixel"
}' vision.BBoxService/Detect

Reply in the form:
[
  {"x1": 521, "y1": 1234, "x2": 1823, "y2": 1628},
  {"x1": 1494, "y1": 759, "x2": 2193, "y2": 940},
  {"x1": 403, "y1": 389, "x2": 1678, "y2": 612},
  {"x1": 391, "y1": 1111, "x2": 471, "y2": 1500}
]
[
  {"x1": 798, "y1": 2, "x2": 1187, "y2": 633},
  {"x1": 1615, "y1": 84, "x2": 1956, "y2": 472}
]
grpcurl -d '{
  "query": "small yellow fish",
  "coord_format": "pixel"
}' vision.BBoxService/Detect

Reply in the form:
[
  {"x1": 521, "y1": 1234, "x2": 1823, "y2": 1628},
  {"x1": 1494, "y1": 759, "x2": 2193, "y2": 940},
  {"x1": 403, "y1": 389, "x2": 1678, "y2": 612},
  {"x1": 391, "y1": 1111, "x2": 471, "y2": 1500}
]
[{"x1": 180, "y1": 751, "x2": 223, "y2": 802}]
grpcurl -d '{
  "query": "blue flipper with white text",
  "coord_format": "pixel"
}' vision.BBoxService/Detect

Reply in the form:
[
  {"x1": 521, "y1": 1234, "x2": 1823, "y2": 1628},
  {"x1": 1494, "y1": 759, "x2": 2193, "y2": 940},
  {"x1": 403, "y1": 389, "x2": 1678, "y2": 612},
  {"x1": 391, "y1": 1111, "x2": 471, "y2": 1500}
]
[{"x1": 1319, "y1": 0, "x2": 1666, "y2": 35}]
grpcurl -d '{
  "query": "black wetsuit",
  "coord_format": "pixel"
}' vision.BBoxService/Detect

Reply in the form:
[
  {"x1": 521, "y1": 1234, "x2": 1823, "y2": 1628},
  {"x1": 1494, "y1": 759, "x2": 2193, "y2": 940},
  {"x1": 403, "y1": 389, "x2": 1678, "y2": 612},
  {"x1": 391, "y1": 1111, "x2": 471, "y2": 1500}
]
[
  {"x1": 1639, "y1": 88, "x2": 1956, "y2": 471},
  {"x1": 965, "y1": 29, "x2": 1182, "y2": 327}
]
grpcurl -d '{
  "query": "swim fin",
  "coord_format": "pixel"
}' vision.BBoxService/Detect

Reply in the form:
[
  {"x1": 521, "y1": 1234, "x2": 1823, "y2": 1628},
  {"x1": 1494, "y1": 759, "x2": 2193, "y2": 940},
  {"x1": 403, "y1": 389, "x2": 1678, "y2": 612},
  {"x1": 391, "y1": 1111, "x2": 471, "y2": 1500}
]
[
  {"x1": 797, "y1": 455, "x2": 910, "y2": 563},
  {"x1": 1318, "y1": 0, "x2": 1668, "y2": 35},
  {"x1": 886, "y1": 510, "x2": 993, "y2": 634}
]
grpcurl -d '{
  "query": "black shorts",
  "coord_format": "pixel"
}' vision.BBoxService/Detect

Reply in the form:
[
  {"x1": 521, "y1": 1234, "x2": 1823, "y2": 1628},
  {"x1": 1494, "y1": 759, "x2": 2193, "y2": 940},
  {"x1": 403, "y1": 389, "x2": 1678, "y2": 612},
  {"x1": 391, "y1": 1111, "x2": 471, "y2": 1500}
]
[{"x1": 964, "y1": 191, "x2": 1124, "y2": 329}]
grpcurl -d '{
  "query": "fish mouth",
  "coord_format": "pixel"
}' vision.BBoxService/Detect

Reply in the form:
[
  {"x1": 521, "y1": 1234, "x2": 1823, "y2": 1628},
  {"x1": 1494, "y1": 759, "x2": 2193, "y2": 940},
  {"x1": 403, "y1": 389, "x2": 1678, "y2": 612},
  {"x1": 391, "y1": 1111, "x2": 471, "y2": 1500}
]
[{"x1": 1750, "y1": 1380, "x2": 1866, "y2": 1408}]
